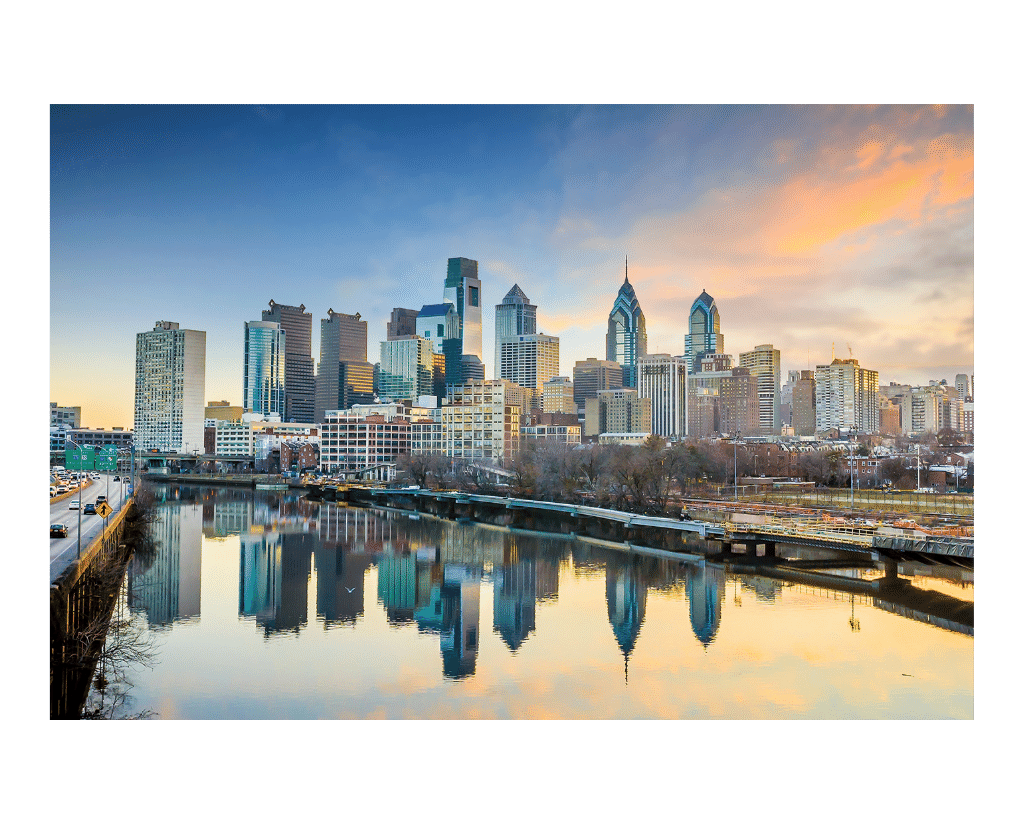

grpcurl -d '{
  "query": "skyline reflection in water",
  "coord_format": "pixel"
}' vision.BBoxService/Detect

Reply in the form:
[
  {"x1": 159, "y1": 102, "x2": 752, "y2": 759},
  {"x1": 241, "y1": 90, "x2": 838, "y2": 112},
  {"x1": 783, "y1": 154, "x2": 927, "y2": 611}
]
[{"x1": 112, "y1": 485, "x2": 973, "y2": 720}]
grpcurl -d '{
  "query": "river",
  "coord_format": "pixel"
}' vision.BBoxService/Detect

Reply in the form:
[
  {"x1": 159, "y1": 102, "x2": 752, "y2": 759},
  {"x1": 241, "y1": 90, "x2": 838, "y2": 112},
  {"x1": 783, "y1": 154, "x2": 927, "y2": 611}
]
[{"x1": 83, "y1": 485, "x2": 973, "y2": 719}]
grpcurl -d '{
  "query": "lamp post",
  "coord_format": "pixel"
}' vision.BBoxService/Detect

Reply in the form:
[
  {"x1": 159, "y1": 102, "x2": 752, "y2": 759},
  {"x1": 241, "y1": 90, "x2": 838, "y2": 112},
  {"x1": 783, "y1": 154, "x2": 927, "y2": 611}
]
[
  {"x1": 67, "y1": 437, "x2": 83, "y2": 561},
  {"x1": 733, "y1": 436, "x2": 738, "y2": 502}
]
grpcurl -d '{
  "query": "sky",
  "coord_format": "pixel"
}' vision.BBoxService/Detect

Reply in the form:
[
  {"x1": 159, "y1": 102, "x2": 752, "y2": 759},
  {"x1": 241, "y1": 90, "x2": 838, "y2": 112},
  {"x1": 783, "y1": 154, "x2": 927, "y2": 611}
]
[{"x1": 50, "y1": 104, "x2": 974, "y2": 429}]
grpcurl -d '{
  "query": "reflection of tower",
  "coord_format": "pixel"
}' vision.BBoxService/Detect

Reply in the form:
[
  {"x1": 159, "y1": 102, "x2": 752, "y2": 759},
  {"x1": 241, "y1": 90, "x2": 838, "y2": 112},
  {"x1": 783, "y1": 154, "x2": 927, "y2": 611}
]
[
  {"x1": 440, "y1": 564, "x2": 481, "y2": 678},
  {"x1": 127, "y1": 502, "x2": 202, "y2": 626},
  {"x1": 685, "y1": 561, "x2": 725, "y2": 647},
  {"x1": 314, "y1": 545, "x2": 371, "y2": 626},
  {"x1": 239, "y1": 530, "x2": 312, "y2": 635},
  {"x1": 377, "y1": 552, "x2": 417, "y2": 625},
  {"x1": 605, "y1": 559, "x2": 647, "y2": 681},
  {"x1": 413, "y1": 547, "x2": 444, "y2": 634},
  {"x1": 493, "y1": 542, "x2": 537, "y2": 652}
]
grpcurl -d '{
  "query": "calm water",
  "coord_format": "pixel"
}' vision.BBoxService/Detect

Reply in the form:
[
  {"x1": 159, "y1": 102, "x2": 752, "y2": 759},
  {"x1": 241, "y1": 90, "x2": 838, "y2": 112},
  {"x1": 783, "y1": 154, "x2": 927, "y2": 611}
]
[{"x1": 86, "y1": 486, "x2": 973, "y2": 719}]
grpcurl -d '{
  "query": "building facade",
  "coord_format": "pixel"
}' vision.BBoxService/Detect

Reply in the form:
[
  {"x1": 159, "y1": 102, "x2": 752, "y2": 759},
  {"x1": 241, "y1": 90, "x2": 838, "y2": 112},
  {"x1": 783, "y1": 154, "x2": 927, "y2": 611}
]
[
  {"x1": 638, "y1": 354, "x2": 687, "y2": 440},
  {"x1": 573, "y1": 358, "x2": 623, "y2": 411},
  {"x1": 584, "y1": 389, "x2": 652, "y2": 437},
  {"x1": 134, "y1": 321, "x2": 206, "y2": 453},
  {"x1": 243, "y1": 320, "x2": 286, "y2": 417},
  {"x1": 606, "y1": 265, "x2": 647, "y2": 389},
  {"x1": 497, "y1": 333, "x2": 560, "y2": 392},
  {"x1": 262, "y1": 300, "x2": 315, "y2": 423},
  {"x1": 315, "y1": 309, "x2": 371, "y2": 421},
  {"x1": 387, "y1": 307, "x2": 420, "y2": 340},
  {"x1": 739, "y1": 344, "x2": 781, "y2": 434},
  {"x1": 814, "y1": 358, "x2": 879, "y2": 434},
  {"x1": 542, "y1": 376, "x2": 576, "y2": 416},
  {"x1": 378, "y1": 335, "x2": 434, "y2": 401},
  {"x1": 443, "y1": 257, "x2": 484, "y2": 386},
  {"x1": 50, "y1": 403, "x2": 81, "y2": 429},
  {"x1": 791, "y1": 370, "x2": 817, "y2": 437}
]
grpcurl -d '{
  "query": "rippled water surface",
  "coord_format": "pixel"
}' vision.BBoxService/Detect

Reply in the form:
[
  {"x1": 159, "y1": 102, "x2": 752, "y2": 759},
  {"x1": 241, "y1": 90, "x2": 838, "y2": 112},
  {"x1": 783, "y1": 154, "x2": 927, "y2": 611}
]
[{"x1": 88, "y1": 486, "x2": 973, "y2": 719}]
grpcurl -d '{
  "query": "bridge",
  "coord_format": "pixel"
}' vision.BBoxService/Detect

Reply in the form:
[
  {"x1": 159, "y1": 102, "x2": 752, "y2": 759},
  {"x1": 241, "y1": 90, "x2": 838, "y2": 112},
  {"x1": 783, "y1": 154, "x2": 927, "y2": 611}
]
[{"x1": 351, "y1": 488, "x2": 972, "y2": 567}]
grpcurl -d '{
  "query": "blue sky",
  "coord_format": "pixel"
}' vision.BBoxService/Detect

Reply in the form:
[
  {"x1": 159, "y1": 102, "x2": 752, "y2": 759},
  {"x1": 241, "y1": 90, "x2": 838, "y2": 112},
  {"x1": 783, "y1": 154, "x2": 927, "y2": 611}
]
[{"x1": 50, "y1": 104, "x2": 974, "y2": 428}]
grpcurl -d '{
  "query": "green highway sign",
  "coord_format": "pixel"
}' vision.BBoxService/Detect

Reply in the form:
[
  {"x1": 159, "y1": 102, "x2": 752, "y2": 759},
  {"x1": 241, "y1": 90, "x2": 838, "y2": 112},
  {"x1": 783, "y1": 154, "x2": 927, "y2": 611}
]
[
  {"x1": 97, "y1": 445, "x2": 118, "y2": 471},
  {"x1": 65, "y1": 445, "x2": 95, "y2": 470}
]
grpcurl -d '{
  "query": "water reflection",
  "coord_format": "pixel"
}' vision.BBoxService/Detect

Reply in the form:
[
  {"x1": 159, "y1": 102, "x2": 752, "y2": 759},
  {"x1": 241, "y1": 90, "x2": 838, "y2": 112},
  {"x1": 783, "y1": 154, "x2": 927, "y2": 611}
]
[{"x1": 126, "y1": 486, "x2": 974, "y2": 685}]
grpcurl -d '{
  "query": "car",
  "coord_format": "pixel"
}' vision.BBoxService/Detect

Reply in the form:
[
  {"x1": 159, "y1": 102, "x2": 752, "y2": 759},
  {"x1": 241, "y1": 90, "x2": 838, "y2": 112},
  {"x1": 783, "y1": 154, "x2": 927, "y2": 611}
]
[
  {"x1": 84, "y1": 503, "x2": 97, "y2": 515},
  {"x1": 68, "y1": 500, "x2": 80, "y2": 510},
  {"x1": 113, "y1": 475, "x2": 120, "y2": 481},
  {"x1": 96, "y1": 495, "x2": 106, "y2": 504},
  {"x1": 51, "y1": 524, "x2": 69, "y2": 538}
]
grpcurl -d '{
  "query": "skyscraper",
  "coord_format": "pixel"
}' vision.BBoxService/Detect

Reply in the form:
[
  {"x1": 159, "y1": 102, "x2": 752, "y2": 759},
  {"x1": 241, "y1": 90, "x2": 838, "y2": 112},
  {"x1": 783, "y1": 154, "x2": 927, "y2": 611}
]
[
  {"x1": 262, "y1": 300, "x2": 314, "y2": 423},
  {"x1": 378, "y1": 335, "x2": 434, "y2": 401},
  {"x1": 572, "y1": 358, "x2": 623, "y2": 411},
  {"x1": 684, "y1": 290, "x2": 724, "y2": 374},
  {"x1": 497, "y1": 333, "x2": 560, "y2": 392},
  {"x1": 638, "y1": 354, "x2": 687, "y2": 440},
  {"x1": 494, "y1": 284, "x2": 537, "y2": 377},
  {"x1": 814, "y1": 358, "x2": 879, "y2": 433},
  {"x1": 387, "y1": 307, "x2": 420, "y2": 340},
  {"x1": 243, "y1": 320, "x2": 286, "y2": 417},
  {"x1": 606, "y1": 261, "x2": 647, "y2": 389},
  {"x1": 134, "y1": 320, "x2": 206, "y2": 452},
  {"x1": 315, "y1": 309, "x2": 372, "y2": 421},
  {"x1": 739, "y1": 343, "x2": 782, "y2": 434},
  {"x1": 443, "y1": 257, "x2": 483, "y2": 385}
]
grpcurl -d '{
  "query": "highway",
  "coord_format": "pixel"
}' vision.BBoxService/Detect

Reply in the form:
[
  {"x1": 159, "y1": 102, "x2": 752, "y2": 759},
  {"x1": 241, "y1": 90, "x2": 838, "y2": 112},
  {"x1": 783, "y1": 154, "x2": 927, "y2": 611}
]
[{"x1": 49, "y1": 472, "x2": 132, "y2": 584}]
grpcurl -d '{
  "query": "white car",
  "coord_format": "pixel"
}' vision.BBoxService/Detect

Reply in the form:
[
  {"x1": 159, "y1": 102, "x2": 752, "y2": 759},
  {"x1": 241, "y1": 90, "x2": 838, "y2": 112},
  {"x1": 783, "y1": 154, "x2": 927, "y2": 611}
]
[{"x1": 68, "y1": 500, "x2": 81, "y2": 510}]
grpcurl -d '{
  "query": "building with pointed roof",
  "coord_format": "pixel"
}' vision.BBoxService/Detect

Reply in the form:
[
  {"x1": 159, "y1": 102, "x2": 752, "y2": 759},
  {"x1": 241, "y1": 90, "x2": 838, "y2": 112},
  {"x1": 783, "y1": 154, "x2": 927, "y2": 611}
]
[
  {"x1": 606, "y1": 258, "x2": 647, "y2": 388},
  {"x1": 684, "y1": 289, "x2": 724, "y2": 375},
  {"x1": 494, "y1": 283, "x2": 537, "y2": 377}
]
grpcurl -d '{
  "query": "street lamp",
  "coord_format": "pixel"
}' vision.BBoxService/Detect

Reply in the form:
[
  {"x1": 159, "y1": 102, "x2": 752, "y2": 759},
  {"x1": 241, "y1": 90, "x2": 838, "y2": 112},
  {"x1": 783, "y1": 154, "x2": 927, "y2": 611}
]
[
  {"x1": 67, "y1": 437, "x2": 84, "y2": 561},
  {"x1": 733, "y1": 436, "x2": 738, "y2": 502}
]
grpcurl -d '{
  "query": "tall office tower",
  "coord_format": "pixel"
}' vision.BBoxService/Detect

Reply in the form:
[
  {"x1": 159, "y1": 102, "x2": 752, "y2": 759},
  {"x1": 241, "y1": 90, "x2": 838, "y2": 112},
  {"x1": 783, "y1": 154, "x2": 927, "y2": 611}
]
[
  {"x1": 739, "y1": 344, "x2": 782, "y2": 434},
  {"x1": 955, "y1": 373, "x2": 973, "y2": 402},
  {"x1": 443, "y1": 257, "x2": 483, "y2": 385},
  {"x1": 387, "y1": 307, "x2": 420, "y2": 340},
  {"x1": 134, "y1": 320, "x2": 206, "y2": 452},
  {"x1": 573, "y1": 358, "x2": 624, "y2": 411},
  {"x1": 243, "y1": 320, "x2": 286, "y2": 416},
  {"x1": 542, "y1": 376, "x2": 576, "y2": 415},
  {"x1": 315, "y1": 309, "x2": 372, "y2": 421},
  {"x1": 494, "y1": 284, "x2": 537, "y2": 377},
  {"x1": 684, "y1": 290, "x2": 724, "y2": 375},
  {"x1": 417, "y1": 302, "x2": 459, "y2": 396},
  {"x1": 498, "y1": 333, "x2": 559, "y2": 391},
  {"x1": 638, "y1": 354, "x2": 687, "y2": 440},
  {"x1": 791, "y1": 370, "x2": 816, "y2": 436},
  {"x1": 262, "y1": 300, "x2": 314, "y2": 422},
  {"x1": 606, "y1": 262, "x2": 647, "y2": 388},
  {"x1": 378, "y1": 335, "x2": 434, "y2": 401},
  {"x1": 814, "y1": 358, "x2": 879, "y2": 434}
]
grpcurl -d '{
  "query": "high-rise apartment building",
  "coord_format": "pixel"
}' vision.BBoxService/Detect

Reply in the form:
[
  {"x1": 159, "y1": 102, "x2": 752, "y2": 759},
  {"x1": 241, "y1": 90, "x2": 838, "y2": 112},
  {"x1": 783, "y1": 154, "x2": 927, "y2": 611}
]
[
  {"x1": 494, "y1": 285, "x2": 537, "y2": 377},
  {"x1": 684, "y1": 290, "x2": 724, "y2": 375},
  {"x1": 638, "y1": 354, "x2": 687, "y2": 440},
  {"x1": 573, "y1": 358, "x2": 623, "y2": 411},
  {"x1": 262, "y1": 300, "x2": 314, "y2": 423},
  {"x1": 443, "y1": 257, "x2": 484, "y2": 385},
  {"x1": 378, "y1": 335, "x2": 434, "y2": 401},
  {"x1": 955, "y1": 373, "x2": 974, "y2": 403},
  {"x1": 606, "y1": 264, "x2": 647, "y2": 389},
  {"x1": 739, "y1": 344, "x2": 782, "y2": 434},
  {"x1": 315, "y1": 309, "x2": 372, "y2": 421},
  {"x1": 134, "y1": 321, "x2": 206, "y2": 452},
  {"x1": 243, "y1": 320, "x2": 286, "y2": 417},
  {"x1": 387, "y1": 307, "x2": 420, "y2": 340},
  {"x1": 814, "y1": 358, "x2": 879, "y2": 434},
  {"x1": 497, "y1": 333, "x2": 559, "y2": 392}
]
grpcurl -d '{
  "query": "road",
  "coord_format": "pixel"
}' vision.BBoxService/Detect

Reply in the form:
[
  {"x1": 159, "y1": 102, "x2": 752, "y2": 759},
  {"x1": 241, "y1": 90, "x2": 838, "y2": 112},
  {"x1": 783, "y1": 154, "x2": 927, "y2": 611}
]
[{"x1": 50, "y1": 472, "x2": 133, "y2": 584}]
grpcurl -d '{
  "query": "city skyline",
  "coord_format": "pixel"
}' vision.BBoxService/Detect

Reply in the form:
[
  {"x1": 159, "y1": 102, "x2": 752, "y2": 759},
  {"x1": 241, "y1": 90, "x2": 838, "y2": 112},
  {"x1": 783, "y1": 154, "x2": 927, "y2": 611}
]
[{"x1": 51, "y1": 104, "x2": 973, "y2": 429}]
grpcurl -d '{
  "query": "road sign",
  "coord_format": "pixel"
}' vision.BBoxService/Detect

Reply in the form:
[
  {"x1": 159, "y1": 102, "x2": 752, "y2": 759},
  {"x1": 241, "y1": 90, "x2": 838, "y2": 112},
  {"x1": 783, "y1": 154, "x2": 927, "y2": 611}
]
[
  {"x1": 97, "y1": 446, "x2": 118, "y2": 471},
  {"x1": 96, "y1": 502, "x2": 113, "y2": 518}
]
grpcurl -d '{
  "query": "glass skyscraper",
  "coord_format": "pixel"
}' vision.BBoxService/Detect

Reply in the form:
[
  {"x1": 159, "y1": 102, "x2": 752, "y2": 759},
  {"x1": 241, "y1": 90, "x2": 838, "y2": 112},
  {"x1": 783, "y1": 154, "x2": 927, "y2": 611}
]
[
  {"x1": 684, "y1": 290, "x2": 724, "y2": 374},
  {"x1": 243, "y1": 320, "x2": 286, "y2": 416},
  {"x1": 262, "y1": 300, "x2": 314, "y2": 423},
  {"x1": 606, "y1": 264, "x2": 647, "y2": 389},
  {"x1": 443, "y1": 257, "x2": 483, "y2": 385}
]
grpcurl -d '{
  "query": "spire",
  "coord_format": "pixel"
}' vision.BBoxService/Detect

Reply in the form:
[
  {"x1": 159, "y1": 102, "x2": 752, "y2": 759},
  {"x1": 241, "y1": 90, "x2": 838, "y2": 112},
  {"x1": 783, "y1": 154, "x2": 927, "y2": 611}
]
[{"x1": 624, "y1": 254, "x2": 629, "y2": 284}]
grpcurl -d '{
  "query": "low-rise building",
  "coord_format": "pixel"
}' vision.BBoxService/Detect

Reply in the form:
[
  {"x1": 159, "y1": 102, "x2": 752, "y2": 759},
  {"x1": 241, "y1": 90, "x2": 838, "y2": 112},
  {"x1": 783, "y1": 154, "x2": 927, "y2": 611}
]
[
  {"x1": 319, "y1": 412, "x2": 411, "y2": 475},
  {"x1": 521, "y1": 424, "x2": 581, "y2": 445}
]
